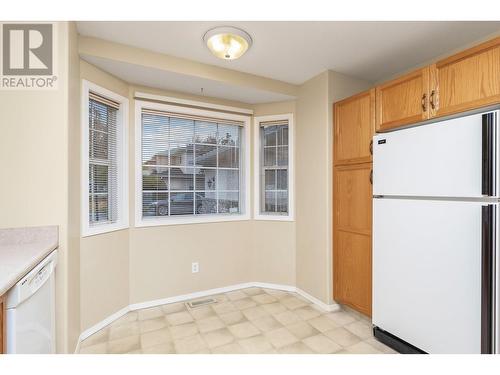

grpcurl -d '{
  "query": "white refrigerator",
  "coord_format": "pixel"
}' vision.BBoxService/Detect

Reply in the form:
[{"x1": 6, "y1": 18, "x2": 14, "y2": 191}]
[{"x1": 372, "y1": 109, "x2": 500, "y2": 354}]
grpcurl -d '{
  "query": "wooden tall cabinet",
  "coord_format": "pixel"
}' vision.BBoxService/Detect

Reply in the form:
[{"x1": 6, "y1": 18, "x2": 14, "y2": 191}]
[
  {"x1": 0, "y1": 294, "x2": 5, "y2": 354},
  {"x1": 333, "y1": 89, "x2": 374, "y2": 317}
]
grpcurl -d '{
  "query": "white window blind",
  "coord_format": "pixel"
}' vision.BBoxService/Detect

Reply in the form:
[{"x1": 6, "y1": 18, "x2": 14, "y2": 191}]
[
  {"x1": 88, "y1": 92, "x2": 119, "y2": 225},
  {"x1": 259, "y1": 120, "x2": 289, "y2": 215},
  {"x1": 141, "y1": 109, "x2": 243, "y2": 219}
]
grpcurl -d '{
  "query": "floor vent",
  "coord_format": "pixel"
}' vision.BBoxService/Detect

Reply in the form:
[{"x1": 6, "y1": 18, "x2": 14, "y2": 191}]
[{"x1": 185, "y1": 297, "x2": 217, "y2": 309}]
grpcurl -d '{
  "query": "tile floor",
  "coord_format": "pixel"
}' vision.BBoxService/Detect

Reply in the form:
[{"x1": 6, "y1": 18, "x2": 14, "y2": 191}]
[{"x1": 78, "y1": 287, "x2": 397, "y2": 354}]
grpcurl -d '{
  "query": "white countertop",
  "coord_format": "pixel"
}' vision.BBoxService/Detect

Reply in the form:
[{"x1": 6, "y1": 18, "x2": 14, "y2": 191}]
[{"x1": 0, "y1": 226, "x2": 58, "y2": 296}]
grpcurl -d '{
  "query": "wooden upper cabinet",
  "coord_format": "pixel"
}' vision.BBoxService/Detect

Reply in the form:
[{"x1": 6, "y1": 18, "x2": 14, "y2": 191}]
[
  {"x1": 375, "y1": 67, "x2": 430, "y2": 132},
  {"x1": 334, "y1": 89, "x2": 375, "y2": 165},
  {"x1": 431, "y1": 37, "x2": 500, "y2": 118}
]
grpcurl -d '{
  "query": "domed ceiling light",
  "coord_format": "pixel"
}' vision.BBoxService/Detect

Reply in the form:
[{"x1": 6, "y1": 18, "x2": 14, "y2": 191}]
[{"x1": 203, "y1": 26, "x2": 252, "y2": 60}]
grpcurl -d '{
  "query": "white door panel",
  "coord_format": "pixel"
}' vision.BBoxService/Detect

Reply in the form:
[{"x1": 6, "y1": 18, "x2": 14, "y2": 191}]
[
  {"x1": 373, "y1": 198, "x2": 484, "y2": 353},
  {"x1": 373, "y1": 112, "x2": 494, "y2": 198}
]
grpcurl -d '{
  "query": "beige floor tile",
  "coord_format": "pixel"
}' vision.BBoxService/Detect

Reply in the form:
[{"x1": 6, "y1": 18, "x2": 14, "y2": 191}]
[
  {"x1": 211, "y1": 342, "x2": 245, "y2": 354},
  {"x1": 189, "y1": 306, "x2": 216, "y2": 320},
  {"x1": 174, "y1": 334, "x2": 208, "y2": 354},
  {"x1": 161, "y1": 302, "x2": 186, "y2": 315},
  {"x1": 303, "y1": 334, "x2": 342, "y2": 354},
  {"x1": 265, "y1": 327, "x2": 299, "y2": 348},
  {"x1": 233, "y1": 298, "x2": 257, "y2": 310},
  {"x1": 212, "y1": 301, "x2": 237, "y2": 315},
  {"x1": 278, "y1": 342, "x2": 315, "y2": 354},
  {"x1": 80, "y1": 329, "x2": 109, "y2": 348},
  {"x1": 226, "y1": 290, "x2": 248, "y2": 301},
  {"x1": 262, "y1": 302, "x2": 287, "y2": 315},
  {"x1": 364, "y1": 337, "x2": 398, "y2": 354},
  {"x1": 242, "y1": 287, "x2": 263, "y2": 296},
  {"x1": 108, "y1": 335, "x2": 141, "y2": 354},
  {"x1": 345, "y1": 341, "x2": 382, "y2": 354},
  {"x1": 139, "y1": 317, "x2": 167, "y2": 333},
  {"x1": 238, "y1": 335, "x2": 273, "y2": 354},
  {"x1": 212, "y1": 294, "x2": 229, "y2": 303},
  {"x1": 202, "y1": 328, "x2": 235, "y2": 349},
  {"x1": 281, "y1": 296, "x2": 309, "y2": 310},
  {"x1": 142, "y1": 342, "x2": 175, "y2": 354},
  {"x1": 140, "y1": 328, "x2": 172, "y2": 349},
  {"x1": 252, "y1": 315, "x2": 282, "y2": 333},
  {"x1": 196, "y1": 316, "x2": 226, "y2": 333},
  {"x1": 285, "y1": 321, "x2": 320, "y2": 340},
  {"x1": 79, "y1": 342, "x2": 108, "y2": 354},
  {"x1": 169, "y1": 322, "x2": 199, "y2": 340},
  {"x1": 294, "y1": 306, "x2": 321, "y2": 320},
  {"x1": 252, "y1": 293, "x2": 278, "y2": 305},
  {"x1": 218, "y1": 310, "x2": 246, "y2": 325},
  {"x1": 344, "y1": 320, "x2": 373, "y2": 340},
  {"x1": 228, "y1": 321, "x2": 260, "y2": 339},
  {"x1": 324, "y1": 327, "x2": 361, "y2": 347},
  {"x1": 325, "y1": 311, "x2": 358, "y2": 326},
  {"x1": 166, "y1": 311, "x2": 194, "y2": 326},
  {"x1": 242, "y1": 306, "x2": 270, "y2": 321},
  {"x1": 273, "y1": 310, "x2": 302, "y2": 326},
  {"x1": 263, "y1": 289, "x2": 289, "y2": 299},
  {"x1": 307, "y1": 315, "x2": 339, "y2": 333},
  {"x1": 110, "y1": 312, "x2": 138, "y2": 327},
  {"x1": 127, "y1": 349, "x2": 143, "y2": 354},
  {"x1": 109, "y1": 321, "x2": 140, "y2": 341},
  {"x1": 137, "y1": 307, "x2": 164, "y2": 321}
]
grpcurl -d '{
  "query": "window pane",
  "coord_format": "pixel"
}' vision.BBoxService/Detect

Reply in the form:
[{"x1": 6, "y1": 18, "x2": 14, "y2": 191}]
[
  {"x1": 219, "y1": 146, "x2": 239, "y2": 168},
  {"x1": 90, "y1": 100, "x2": 111, "y2": 132},
  {"x1": 278, "y1": 126, "x2": 288, "y2": 146},
  {"x1": 277, "y1": 169, "x2": 288, "y2": 190},
  {"x1": 195, "y1": 192, "x2": 217, "y2": 215},
  {"x1": 170, "y1": 118, "x2": 194, "y2": 144},
  {"x1": 90, "y1": 164, "x2": 108, "y2": 193},
  {"x1": 90, "y1": 194, "x2": 109, "y2": 222},
  {"x1": 143, "y1": 192, "x2": 169, "y2": 217},
  {"x1": 263, "y1": 147, "x2": 276, "y2": 167},
  {"x1": 264, "y1": 169, "x2": 276, "y2": 190},
  {"x1": 194, "y1": 121, "x2": 217, "y2": 144},
  {"x1": 170, "y1": 192, "x2": 194, "y2": 215},
  {"x1": 263, "y1": 127, "x2": 277, "y2": 146},
  {"x1": 142, "y1": 166, "x2": 169, "y2": 191},
  {"x1": 90, "y1": 130, "x2": 108, "y2": 159},
  {"x1": 277, "y1": 191, "x2": 288, "y2": 213},
  {"x1": 277, "y1": 146, "x2": 288, "y2": 166},
  {"x1": 170, "y1": 167, "x2": 194, "y2": 191},
  {"x1": 218, "y1": 124, "x2": 240, "y2": 146},
  {"x1": 218, "y1": 192, "x2": 239, "y2": 214},
  {"x1": 195, "y1": 168, "x2": 216, "y2": 191},
  {"x1": 264, "y1": 191, "x2": 277, "y2": 213},
  {"x1": 218, "y1": 169, "x2": 239, "y2": 191},
  {"x1": 169, "y1": 143, "x2": 194, "y2": 167},
  {"x1": 195, "y1": 144, "x2": 217, "y2": 167}
]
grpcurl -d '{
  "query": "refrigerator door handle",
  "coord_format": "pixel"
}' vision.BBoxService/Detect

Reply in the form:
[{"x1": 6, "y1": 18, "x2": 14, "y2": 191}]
[
  {"x1": 481, "y1": 204, "x2": 494, "y2": 353},
  {"x1": 482, "y1": 113, "x2": 496, "y2": 197}
]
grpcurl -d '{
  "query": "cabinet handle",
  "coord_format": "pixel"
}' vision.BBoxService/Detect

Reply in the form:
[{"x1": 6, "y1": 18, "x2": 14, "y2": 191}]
[
  {"x1": 421, "y1": 93, "x2": 427, "y2": 112},
  {"x1": 370, "y1": 169, "x2": 373, "y2": 185},
  {"x1": 430, "y1": 90, "x2": 436, "y2": 110},
  {"x1": 369, "y1": 140, "x2": 373, "y2": 155}
]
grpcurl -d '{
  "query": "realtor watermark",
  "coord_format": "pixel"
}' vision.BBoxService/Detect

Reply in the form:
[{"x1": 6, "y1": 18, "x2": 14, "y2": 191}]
[{"x1": 0, "y1": 22, "x2": 58, "y2": 90}]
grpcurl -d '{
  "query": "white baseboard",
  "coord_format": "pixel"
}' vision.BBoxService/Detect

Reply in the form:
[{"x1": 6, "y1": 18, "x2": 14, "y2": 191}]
[{"x1": 75, "y1": 281, "x2": 340, "y2": 353}]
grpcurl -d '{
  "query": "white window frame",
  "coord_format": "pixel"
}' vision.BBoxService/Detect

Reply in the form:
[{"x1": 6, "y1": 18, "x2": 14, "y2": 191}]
[
  {"x1": 135, "y1": 100, "x2": 251, "y2": 227},
  {"x1": 81, "y1": 80, "x2": 129, "y2": 237},
  {"x1": 253, "y1": 113, "x2": 294, "y2": 221}
]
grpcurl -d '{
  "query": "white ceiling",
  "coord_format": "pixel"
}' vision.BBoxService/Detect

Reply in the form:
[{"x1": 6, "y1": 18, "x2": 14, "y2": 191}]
[{"x1": 77, "y1": 21, "x2": 500, "y2": 84}]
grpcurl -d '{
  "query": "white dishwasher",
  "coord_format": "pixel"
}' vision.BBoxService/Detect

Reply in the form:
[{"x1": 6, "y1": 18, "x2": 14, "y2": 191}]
[{"x1": 6, "y1": 249, "x2": 57, "y2": 354}]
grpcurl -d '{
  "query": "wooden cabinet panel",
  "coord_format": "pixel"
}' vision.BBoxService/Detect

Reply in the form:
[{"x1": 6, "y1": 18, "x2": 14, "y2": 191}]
[
  {"x1": 0, "y1": 294, "x2": 5, "y2": 354},
  {"x1": 376, "y1": 67, "x2": 430, "y2": 131},
  {"x1": 432, "y1": 37, "x2": 500, "y2": 118},
  {"x1": 334, "y1": 163, "x2": 372, "y2": 235},
  {"x1": 334, "y1": 230, "x2": 372, "y2": 316},
  {"x1": 334, "y1": 89, "x2": 375, "y2": 165},
  {"x1": 333, "y1": 162, "x2": 372, "y2": 316}
]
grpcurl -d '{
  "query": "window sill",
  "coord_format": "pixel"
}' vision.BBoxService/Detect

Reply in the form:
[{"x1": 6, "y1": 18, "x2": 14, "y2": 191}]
[
  {"x1": 254, "y1": 214, "x2": 295, "y2": 222},
  {"x1": 81, "y1": 222, "x2": 129, "y2": 237},
  {"x1": 135, "y1": 213, "x2": 251, "y2": 228}
]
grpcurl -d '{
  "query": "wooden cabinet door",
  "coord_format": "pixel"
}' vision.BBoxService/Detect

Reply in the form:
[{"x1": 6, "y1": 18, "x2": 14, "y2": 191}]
[
  {"x1": 376, "y1": 67, "x2": 430, "y2": 132},
  {"x1": 333, "y1": 163, "x2": 372, "y2": 316},
  {"x1": 334, "y1": 89, "x2": 375, "y2": 165},
  {"x1": 431, "y1": 37, "x2": 500, "y2": 118},
  {"x1": 0, "y1": 294, "x2": 4, "y2": 354}
]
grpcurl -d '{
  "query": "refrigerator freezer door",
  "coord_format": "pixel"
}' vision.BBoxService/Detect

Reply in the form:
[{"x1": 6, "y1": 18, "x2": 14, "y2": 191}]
[
  {"x1": 373, "y1": 198, "x2": 484, "y2": 354},
  {"x1": 373, "y1": 111, "x2": 499, "y2": 198}
]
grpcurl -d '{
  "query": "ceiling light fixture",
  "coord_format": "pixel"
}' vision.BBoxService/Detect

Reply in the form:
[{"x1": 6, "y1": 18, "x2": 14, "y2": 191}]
[{"x1": 203, "y1": 26, "x2": 252, "y2": 60}]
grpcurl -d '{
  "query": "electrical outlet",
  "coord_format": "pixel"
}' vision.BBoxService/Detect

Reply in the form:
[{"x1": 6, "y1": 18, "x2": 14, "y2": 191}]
[{"x1": 191, "y1": 262, "x2": 199, "y2": 273}]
